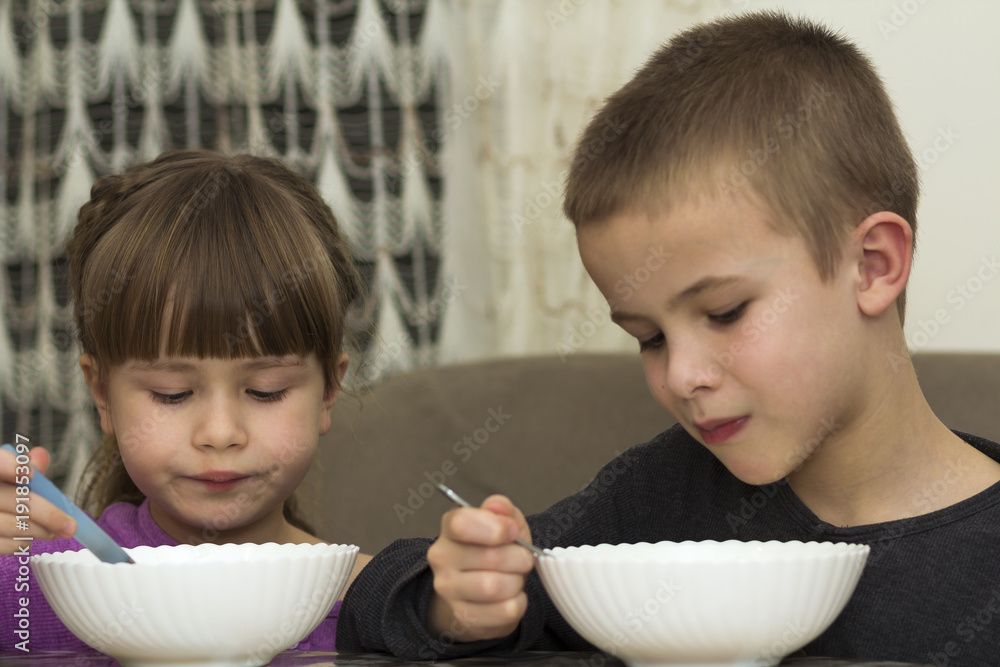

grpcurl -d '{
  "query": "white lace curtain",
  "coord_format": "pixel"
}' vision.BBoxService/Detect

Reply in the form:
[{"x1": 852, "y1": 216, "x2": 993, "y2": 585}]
[
  {"x1": 0, "y1": 0, "x2": 721, "y2": 490},
  {"x1": 437, "y1": 0, "x2": 725, "y2": 361}
]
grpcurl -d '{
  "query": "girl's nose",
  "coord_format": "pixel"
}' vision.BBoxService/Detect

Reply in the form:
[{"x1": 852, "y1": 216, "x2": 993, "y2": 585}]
[{"x1": 193, "y1": 395, "x2": 249, "y2": 450}]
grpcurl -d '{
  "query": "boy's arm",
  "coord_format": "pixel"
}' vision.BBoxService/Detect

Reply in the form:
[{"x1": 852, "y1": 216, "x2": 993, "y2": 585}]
[{"x1": 337, "y1": 445, "x2": 644, "y2": 659}]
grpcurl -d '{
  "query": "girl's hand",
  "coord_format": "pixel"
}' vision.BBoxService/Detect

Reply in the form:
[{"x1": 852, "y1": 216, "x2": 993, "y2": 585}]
[
  {"x1": 0, "y1": 447, "x2": 76, "y2": 555},
  {"x1": 426, "y1": 495, "x2": 535, "y2": 642}
]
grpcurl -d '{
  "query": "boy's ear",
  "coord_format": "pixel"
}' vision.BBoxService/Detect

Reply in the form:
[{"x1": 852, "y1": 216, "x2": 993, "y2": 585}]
[
  {"x1": 319, "y1": 353, "x2": 351, "y2": 435},
  {"x1": 851, "y1": 211, "x2": 913, "y2": 317},
  {"x1": 79, "y1": 354, "x2": 115, "y2": 436}
]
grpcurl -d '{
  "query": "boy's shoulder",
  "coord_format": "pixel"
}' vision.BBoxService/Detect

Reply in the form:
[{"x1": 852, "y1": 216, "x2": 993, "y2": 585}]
[{"x1": 955, "y1": 429, "x2": 1000, "y2": 461}]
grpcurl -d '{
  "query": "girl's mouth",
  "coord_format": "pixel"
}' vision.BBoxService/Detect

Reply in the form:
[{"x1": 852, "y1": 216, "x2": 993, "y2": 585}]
[{"x1": 189, "y1": 472, "x2": 251, "y2": 492}]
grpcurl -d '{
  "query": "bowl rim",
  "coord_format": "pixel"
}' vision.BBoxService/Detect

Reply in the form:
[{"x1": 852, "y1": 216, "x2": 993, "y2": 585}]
[
  {"x1": 30, "y1": 541, "x2": 360, "y2": 566},
  {"x1": 539, "y1": 539, "x2": 870, "y2": 564}
]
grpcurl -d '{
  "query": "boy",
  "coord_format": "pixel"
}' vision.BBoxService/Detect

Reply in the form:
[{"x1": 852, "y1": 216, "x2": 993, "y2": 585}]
[{"x1": 337, "y1": 11, "x2": 1000, "y2": 664}]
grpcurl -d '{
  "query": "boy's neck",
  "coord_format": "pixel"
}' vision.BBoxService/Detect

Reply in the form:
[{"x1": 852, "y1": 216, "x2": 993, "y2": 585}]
[{"x1": 785, "y1": 351, "x2": 1000, "y2": 528}]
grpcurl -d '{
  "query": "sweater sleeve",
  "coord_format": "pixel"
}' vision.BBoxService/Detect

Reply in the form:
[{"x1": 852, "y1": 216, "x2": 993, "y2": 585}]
[{"x1": 336, "y1": 441, "x2": 649, "y2": 659}]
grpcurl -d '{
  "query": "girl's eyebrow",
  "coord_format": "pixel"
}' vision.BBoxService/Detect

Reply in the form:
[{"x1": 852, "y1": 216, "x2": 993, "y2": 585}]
[{"x1": 128, "y1": 357, "x2": 307, "y2": 373}]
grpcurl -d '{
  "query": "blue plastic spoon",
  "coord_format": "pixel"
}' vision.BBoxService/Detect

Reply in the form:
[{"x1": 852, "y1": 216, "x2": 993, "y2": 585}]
[{"x1": 2, "y1": 444, "x2": 134, "y2": 564}]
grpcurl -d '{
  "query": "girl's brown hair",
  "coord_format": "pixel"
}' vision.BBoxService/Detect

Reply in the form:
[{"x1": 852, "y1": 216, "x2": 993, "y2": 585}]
[{"x1": 66, "y1": 149, "x2": 362, "y2": 534}]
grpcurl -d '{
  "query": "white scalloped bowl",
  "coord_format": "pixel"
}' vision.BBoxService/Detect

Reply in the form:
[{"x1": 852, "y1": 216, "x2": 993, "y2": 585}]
[
  {"x1": 535, "y1": 540, "x2": 869, "y2": 667},
  {"x1": 31, "y1": 542, "x2": 359, "y2": 667}
]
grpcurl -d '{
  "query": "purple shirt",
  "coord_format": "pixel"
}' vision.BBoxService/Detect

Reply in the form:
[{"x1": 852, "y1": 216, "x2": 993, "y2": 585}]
[{"x1": 0, "y1": 499, "x2": 339, "y2": 651}]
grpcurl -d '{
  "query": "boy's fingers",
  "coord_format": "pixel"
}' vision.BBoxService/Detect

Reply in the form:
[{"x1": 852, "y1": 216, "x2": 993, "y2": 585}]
[
  {"x1": 437, "y1": 569, "x2": 527, "y2": 604},
  {"x1": 480, "y1": 494, "x2": 534, "y2": 545},
  {"x1": 446, "y1": 595, "x2": 528, "y2": 640},
  {"x1": 429, "y1": 540, "x2": 534, "y2": 576},
  {"x1": 441, "y1": 507, "x2": 519, "y2": 546}
]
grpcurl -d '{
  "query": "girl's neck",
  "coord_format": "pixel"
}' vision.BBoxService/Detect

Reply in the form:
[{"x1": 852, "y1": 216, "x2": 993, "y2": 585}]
[{"x1": 149, "y1": 502, "x2": 324, "y2": 545}]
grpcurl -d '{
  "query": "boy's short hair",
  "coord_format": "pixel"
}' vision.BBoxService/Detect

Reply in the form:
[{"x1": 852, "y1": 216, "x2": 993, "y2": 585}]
[{"x1": 563, "y1": 10, "x2": 918, "y2": 320}]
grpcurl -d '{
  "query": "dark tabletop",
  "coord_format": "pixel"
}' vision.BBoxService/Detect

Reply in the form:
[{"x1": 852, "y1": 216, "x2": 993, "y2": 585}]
[{"x1": 0, "y1": 651, "x2": 932, "y2": 667}]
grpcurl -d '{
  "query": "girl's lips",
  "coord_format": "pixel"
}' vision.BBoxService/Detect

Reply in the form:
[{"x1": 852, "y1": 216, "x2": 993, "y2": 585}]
[
  {"x1": 189, "y1": 473, "x2": 251, "y2": 492},
  {"x1": 192, "y1": 478, "x2": 248, "y2": 492},
  {"x1": 696, "y1": 416, "x2": 749, "y2": 445}
]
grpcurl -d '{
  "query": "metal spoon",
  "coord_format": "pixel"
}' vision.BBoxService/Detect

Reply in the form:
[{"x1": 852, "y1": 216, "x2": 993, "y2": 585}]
[
  {"x1": 433, "y1": 482, "x2": 549, "y2": 558},
  {"x1": 2, "y1": 444, "x2": 135, "y2": 564}
]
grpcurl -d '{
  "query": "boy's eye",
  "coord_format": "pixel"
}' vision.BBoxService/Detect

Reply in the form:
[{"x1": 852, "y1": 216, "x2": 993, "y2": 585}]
[
  {"x1": 709, "y1": 302, "x2": 749, "y2": 325},
  {"x1": 248, "y1": 389, "x2": 288, "y2": 403},
  {"x1": 150, "y1": 391, "x2": 191, "y2": 405},
  {"x1": 638, "y1": 333, "x2": 665, "y2": 353}
]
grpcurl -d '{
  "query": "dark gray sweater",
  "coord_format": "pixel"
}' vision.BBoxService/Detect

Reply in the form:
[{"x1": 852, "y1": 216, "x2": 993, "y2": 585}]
[{"x1": 337, "y1": 425, "x2": 1000, "y2": 666}]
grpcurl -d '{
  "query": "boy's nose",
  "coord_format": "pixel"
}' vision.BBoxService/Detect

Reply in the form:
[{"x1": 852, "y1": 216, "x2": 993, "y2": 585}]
[
  {"x1": 664, "y1": 341, "x2": 723, "y2": 398},
  {"x1": 193, "y1": 396, "x2": 249, "y2": 450}
]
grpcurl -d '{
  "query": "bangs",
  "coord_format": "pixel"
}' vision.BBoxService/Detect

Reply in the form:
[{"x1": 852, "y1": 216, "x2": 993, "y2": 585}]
[{"x1": 82, "y1": 164, "x2": 345, "y2": 376}]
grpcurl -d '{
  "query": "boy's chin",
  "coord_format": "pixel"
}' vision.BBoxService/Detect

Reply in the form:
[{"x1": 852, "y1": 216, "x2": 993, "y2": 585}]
[{"x1": 718, "y1": 457, "x2": 790, "y2": 487}]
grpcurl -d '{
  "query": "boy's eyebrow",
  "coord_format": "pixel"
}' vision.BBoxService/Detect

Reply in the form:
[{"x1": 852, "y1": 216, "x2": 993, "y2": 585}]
[
  {"x1": 128, "y1": 357, "x2": 307, "y2": 372},
  {"x1": 610, "y1": 275, "x2": 743, "y2": 325},
  {"x1": 667, "y1": 276, "x2": 743, "y2": 309}
]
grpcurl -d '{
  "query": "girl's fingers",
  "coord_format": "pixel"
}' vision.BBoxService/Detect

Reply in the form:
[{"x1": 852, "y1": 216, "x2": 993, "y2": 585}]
[
  {"x1": 0, "y1": 485, "x2": 76, "y2": 539},
  {"x1": 0, "y1": 446, "x2": 51, "y2": 483}
]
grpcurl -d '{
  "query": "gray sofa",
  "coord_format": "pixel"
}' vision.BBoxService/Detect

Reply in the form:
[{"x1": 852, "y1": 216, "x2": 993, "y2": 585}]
[{"x1": 305, "y1": 353, "x2": 1000, "y2": 553}]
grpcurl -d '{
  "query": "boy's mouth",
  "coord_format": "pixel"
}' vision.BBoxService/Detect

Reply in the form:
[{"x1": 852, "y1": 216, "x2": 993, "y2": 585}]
[{"x1": 694, "y1": 416, "x2": 749, "y2": 445}]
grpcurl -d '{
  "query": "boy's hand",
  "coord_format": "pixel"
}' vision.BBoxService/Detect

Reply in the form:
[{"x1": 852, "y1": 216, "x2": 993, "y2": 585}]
[
  {"x1": 426, "y1": 495, "x2": 536, "y2": 642},
  {"x1": 0, "y1": 447, "x2": 76, "y2": 554}
]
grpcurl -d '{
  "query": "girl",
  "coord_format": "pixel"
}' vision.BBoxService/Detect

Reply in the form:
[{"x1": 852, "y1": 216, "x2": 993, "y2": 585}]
[{"x1": 0, "y1": 149, "x2": 372, "y2": 651}]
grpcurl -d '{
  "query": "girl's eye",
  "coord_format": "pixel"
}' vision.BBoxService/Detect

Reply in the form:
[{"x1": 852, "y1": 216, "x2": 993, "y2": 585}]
[
  {"x1": 709, "y1": 302, "x2": 749, "y2": 325},
  {"x1": 150, "y1": 391, "x2": 191, "y2": 405},
  {"x1": 638, "y1": 333, "x2": 665, "y2": 353},
  {"x1": 248, "y1": 389, "x2": 288, "y2": 403}
]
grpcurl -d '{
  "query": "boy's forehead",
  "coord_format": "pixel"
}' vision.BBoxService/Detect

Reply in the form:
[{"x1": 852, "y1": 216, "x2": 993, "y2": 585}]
[{"x1": 577, "y1": 193, "x2": 810, "y2": 291}]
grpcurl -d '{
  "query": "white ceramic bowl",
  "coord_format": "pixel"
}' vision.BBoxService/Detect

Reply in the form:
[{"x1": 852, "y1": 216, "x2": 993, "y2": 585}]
[
  {"x1": 536, "y1": 540, "x2": 869, "y2": 667},
  {"x1": 32, "y1": 542, "x2": 359, "y2": 667}
]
